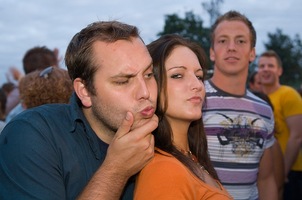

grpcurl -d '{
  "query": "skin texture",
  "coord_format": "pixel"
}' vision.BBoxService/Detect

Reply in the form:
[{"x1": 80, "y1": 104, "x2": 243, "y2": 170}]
[
  {"x1": 210, "y1": 20, "x2": 277, "y2": 200},
  {"x1": 75, "y1": 37, "x2": 159, "y2": 199},
  {"x1": 257, "y1": 57, "x2": 282, "y2": 94},
  {"x1": 272, "y1": 140, "x2": 285, "y2": 200},
  {"x1": 77, "y1": 38, "x2": 157, "y2": 143},
  {"x1": 164, "y1": 46, "x2": 205, "y2": 150},
  {"x1": 210, "y1": 20, "x2": 255, "y2": 95}
]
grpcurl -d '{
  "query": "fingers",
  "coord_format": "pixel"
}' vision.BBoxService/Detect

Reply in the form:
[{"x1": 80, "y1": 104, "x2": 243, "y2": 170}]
[
  {"x1": 132, "y1": 114, "x2": 158, "y2": 139},
  {"x1": 147, "y1": 134, "x2": 154, "y2": 151},
  {"x1": 142, "y1": 134, "x2": 155, "y2": 167},
  {"x1": 106, "y1": 113, "x2": 157, "y2": 177},
  {"x1": 117, "y1": 113, "x2": 158, "y2": 141},
  {"x1": 115, "y1": 111, "x2": 134, "y2": 140}
]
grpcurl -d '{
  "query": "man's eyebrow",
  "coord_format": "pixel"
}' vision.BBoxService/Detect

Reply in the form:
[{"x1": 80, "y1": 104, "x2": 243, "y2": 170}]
[
  {"x1": 216, "y1": 34, "x2": 228, "y2": 38},
  {"x1": 111, "y1": 61, "x2": 153, "y2": 79},
  {"x1": 143, "y1": 60, "x2": 153, "y2": 72},
  {"x1": 235, "y1": 35, "x2": 247, "y2": 39},
  {"x1": 111, "y1": 73, "x2": 135, "y2": 79},
  {"x1": 217, "y1": 34, "x2": 246, "y2": 39}
]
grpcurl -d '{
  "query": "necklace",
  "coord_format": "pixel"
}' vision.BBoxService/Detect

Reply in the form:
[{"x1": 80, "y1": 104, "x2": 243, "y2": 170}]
[
  {"x1": 179, "y1": 149, "x2": 210, "y2": 175},
  {"x1": 179, "y1": 148, "x2": 221, "y2": 190}
]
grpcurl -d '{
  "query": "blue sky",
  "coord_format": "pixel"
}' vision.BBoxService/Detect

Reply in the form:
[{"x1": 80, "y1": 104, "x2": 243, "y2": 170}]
[{"x1": 1, "y1": 0, "x2": 301, "y2": 85}]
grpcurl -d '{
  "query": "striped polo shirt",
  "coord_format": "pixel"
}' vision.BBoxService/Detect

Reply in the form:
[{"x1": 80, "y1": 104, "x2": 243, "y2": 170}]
[{"x1": 202, "y1": 80, "x2": 275, "y2": 200}]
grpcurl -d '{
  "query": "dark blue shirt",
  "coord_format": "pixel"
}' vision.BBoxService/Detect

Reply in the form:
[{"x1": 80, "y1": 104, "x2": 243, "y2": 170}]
[{"x1": 0, "y1": 93, "x2": 134, "y2": 200}]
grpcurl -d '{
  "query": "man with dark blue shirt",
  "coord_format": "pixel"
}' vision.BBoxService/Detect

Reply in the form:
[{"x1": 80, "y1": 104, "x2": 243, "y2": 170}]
[{"x1": 0, "y1": 21, "x2": 158, "y2": 200}]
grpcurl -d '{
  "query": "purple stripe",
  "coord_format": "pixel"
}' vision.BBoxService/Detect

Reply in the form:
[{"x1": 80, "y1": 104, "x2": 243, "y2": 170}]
[
  {"x1": 216, "y1": 168, "x2": 258, "y2": 184},
  {"x1": 206, "y1": 98, "x2": 272, "y2": 117}
]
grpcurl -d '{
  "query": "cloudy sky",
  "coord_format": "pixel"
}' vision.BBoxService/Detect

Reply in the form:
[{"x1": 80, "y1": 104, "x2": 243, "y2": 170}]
[{"x1": 1, "y1": 0, "x2": 301, "y2": 85}]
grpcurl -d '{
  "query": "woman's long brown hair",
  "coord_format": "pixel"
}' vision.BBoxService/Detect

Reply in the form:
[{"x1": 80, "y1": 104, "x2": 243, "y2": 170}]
[{"x1": 148, "y1": 34, "x2": 219, "y2": 181}]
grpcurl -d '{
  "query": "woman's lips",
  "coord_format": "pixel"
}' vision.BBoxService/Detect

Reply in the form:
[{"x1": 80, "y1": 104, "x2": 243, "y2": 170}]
[{"x1": 188, "y1": 96, "x2": 202, "y2": 104}]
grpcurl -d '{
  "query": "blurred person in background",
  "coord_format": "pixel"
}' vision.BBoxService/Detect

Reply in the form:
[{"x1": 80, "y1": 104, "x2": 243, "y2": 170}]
[
  {"x1": 4, "y1": 67, "x2": 22, "y2": 115},
  {"x1": 18, "y1": 66, "x2": 73, "y2": 109},
  {"x1": 258, "y1": 50, "x2": 302, "y2": 200},
  {"x1": 2, "y1": 82, "x2": 16, "y2": 97},
  {"x1": 248, "y1": 71, "x2": 262, "y2": 92},
  {"x1": 5, "y1": 46, "x2": 60, "y2": 122}
]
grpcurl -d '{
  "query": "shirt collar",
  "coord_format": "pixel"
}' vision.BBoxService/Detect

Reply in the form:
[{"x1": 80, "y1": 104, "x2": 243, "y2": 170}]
[{"x1": 69, "y1": 92, "x2": 102, "y2": 160}]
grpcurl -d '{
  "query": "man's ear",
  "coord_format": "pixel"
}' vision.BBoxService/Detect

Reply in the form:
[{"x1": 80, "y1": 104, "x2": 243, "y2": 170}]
[
  {"x1": 210, "y1": 47, "x2": 215, "y2": 62},
  {"x1": 73, "y1": 78, "x2": 92, "y2": 107},
  {"x1": 249, "y1": 47, "x2": 256, "y2": 62}
]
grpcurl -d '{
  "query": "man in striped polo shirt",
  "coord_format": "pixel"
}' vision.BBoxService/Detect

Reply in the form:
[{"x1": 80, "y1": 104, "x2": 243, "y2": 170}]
[{"x1": 202, "y1": 10, "x2": 277, "y2": 200}]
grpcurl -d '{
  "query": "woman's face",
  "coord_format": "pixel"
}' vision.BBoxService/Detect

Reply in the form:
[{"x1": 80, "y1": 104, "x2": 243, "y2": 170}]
[{"x1": 163, "y1": 45, "x2": 205, "y2": 124}]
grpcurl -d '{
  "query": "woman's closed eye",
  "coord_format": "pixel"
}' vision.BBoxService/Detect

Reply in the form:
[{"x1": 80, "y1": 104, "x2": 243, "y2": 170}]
[{"x1": 115, "y1": 80, "x2": 129, "y2": 85}]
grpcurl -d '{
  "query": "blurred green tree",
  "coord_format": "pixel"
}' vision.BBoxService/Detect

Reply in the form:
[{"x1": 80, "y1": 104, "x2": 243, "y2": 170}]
[
  {"x1": 157, "y1": 11, "x2": 211, "y2": 58},
  {"x1": 157, "y1": 1, "x2": 302, "y2": 88},
  {"x1": 263, "y1": 29, "x2": 302, "y2": 88},
  {"x1": 157, "y1": 11, "x2": 212, "y2": 77}
]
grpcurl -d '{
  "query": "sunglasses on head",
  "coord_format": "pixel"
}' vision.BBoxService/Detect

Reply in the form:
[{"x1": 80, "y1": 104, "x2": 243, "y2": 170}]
[{"x1": 39, "y1": 66, "x2": 53, "y2": 78}]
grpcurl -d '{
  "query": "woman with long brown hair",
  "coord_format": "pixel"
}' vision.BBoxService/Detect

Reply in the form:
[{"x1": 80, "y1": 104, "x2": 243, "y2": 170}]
[{"x1": 134, "y1": 34, "x2": 232, "y2": 199}]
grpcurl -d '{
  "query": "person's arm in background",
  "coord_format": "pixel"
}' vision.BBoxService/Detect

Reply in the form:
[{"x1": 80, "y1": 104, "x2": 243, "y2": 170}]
[
  {"x1": 5, "y1": 66, "x2": 23, "y2": 85},
  {"x1": 257, "y1": 146, "x2": 278, "y2": 200},
  {"x1": 284, "y1": 114, "x2": 302, "y2": 179},
  {"x1": 271, "y1": 140, "x2": 285, "y2": 199}
]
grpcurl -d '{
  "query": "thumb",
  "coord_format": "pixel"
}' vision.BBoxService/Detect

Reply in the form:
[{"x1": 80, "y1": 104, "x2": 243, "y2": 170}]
[{"x1": 115, "y1": 111, "x2": 134, "y2": 139}]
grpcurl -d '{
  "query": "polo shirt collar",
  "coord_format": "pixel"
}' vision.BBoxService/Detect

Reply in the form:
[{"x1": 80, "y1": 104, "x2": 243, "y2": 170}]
[{"x1": 69, "y1": 92, "x2": 102, "y2": 160}]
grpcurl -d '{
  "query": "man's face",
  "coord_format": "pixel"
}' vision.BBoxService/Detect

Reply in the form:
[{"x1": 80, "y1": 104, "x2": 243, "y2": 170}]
[
  {"x1": 84, "y1": 37, "x2": 157, "y2": 138},
  {"x1": 249, "y1": 73, "x2": 262, "y2": 92},
  {"x1": 210, "y1": 20, "x2": 256, "y2": 76},
  {"x1": 257, "y1": 56, "x2": 282, "y2": 87}
]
